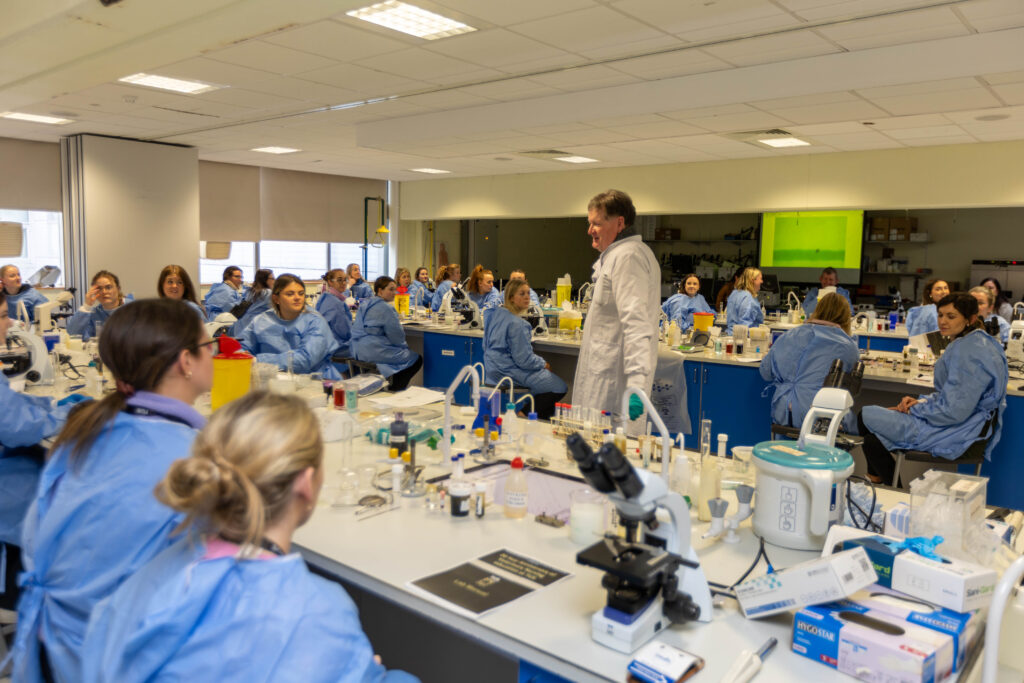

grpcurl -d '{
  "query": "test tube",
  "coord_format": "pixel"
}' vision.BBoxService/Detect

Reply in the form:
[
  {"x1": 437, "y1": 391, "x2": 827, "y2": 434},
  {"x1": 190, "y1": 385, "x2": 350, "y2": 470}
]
[
  {"x1": 699, "y1": 419, "x2": 712, "y2": 461},
  {"x1": 717, "y1": 433, "x2": 728, "y2": 458}
]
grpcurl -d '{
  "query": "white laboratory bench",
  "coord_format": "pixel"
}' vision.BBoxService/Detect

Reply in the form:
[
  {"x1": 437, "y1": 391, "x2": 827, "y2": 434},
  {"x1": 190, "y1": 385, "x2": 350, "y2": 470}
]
[{"x1": 292, "y1": 403, "x2": 1018, "y2": 683}]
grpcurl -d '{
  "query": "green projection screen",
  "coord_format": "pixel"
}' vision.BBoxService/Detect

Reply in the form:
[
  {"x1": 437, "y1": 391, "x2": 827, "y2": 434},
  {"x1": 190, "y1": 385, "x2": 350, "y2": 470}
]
[{"x1": 759, "y1": 210, "x2": 863, "y2": 283}]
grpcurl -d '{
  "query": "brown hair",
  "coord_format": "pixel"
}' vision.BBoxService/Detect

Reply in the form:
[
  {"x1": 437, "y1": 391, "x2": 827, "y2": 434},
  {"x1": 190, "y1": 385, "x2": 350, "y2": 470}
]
[
  {"x1": 249, "y1": 269, "x2": 274, "y2": 300},
  {"x1": 394, "y1": 267, "x2": 411, "y2": 287},
  {"x1": 467, "y1": 265, "x2": 492, "y2": 295},
  {"x1": 373, "y1": 275, "x2": 395, "y2": 295},
  {"x1": 810, "y1": 292, "x2": 852, "y2": 335},
  {"x1": 322, "y1": 269, "x2": 347, "y2": 293},
  {"x1": 158, "y1": 265, "x2": 202, "y2": 310},
  {"x1": 414, "y1": 267, "x2": 430, "y2": 283},
  {"x1": 937, "y1": 292, "x2": 982, "y2": 338},
  {"x1": 92, "y1": 270, "x2": 125, "y2": 306},
  {"x1": 435, "y1": 263, "x2": 459, "y2": 284},
  {"x1": 270, "y1": 274, "x2": 306, "y2": 316},
  {"x1": 922, "y1": 279, "x2": 948, "y2": 305},
  {"x1": 157, "y1": 392, "x2": 322, "y2": 553},
  {"x1": 51, "y1": 299, "x2": 205, "y2": 463},
  {"x1": 222, "y1": 265, "x2": 241, "y2": 282},
  {"x1": 678, "y1": 273, "x2": 701, "y2": 294},
  {"x1": 504, "y1": 279, "x2": 530, "y2": 314},
  {"x1": 588, "y1": 189, "x2": 636, "y2": 228}
]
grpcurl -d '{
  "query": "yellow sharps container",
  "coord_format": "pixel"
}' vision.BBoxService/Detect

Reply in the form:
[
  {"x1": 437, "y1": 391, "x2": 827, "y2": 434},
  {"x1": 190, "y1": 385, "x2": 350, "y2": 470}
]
[
  {"x1": 394, "y1": 286, "x2": 410, "y2": 317},
  {"x1": 211, "y1": 336, "x2": 254, "y2": 411}
]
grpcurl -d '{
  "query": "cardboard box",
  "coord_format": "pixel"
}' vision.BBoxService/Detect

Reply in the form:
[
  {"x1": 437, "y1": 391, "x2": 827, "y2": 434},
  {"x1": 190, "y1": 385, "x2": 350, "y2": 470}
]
[
  {"x1": 735, "y1": 547, "x2": 877, "y2": 619},
  {"x1": 793, "y1": 599, "x2": 955, "y2": 682},
  {"x1": 822, "y1": 527, "x2": 998, "y2": 613},
  {"x1": 850, "y1": 587, "x2": 981, "y2": 674}
]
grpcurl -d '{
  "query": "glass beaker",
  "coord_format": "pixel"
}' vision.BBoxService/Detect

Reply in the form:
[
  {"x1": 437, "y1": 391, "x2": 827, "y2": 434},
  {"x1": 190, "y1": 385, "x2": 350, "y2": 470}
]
[{"x1": 569, "y1": 489, "x2": 607, "y2": 545}]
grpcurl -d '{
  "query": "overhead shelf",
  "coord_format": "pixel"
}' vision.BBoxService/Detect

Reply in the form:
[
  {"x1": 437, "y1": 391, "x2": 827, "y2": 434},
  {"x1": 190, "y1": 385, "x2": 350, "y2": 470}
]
[{"x1": 865, "y1": 240, "x2": 931, "y2": 245}]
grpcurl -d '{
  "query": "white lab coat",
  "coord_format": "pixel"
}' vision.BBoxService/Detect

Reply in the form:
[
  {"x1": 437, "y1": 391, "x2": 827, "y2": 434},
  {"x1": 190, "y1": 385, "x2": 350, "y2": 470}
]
[{"x1": 574, "y1": 234, "x2": 660, "y2": 421}]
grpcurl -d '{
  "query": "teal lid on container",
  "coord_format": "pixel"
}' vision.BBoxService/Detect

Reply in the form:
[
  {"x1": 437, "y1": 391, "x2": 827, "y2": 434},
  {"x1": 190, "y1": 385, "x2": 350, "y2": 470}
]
[{"x1": 752, "y1": 440, "x2": 853, "y2": 470}]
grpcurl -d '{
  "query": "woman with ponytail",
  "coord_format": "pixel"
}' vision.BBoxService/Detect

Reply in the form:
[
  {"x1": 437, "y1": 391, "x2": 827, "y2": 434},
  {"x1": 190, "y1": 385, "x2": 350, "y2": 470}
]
[
  {"x1": 82, "y1": 393, "x2": 418, "y2": 683},
  {"x1": 11, "y1": 298, "x2": 214, "y2": 683}
]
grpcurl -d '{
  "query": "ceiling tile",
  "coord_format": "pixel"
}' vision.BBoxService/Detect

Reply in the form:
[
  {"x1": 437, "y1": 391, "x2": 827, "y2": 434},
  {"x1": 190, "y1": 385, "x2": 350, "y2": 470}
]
[
  {"x1": 957, "y1": 0, "x2": 1024, "y2": 32},
  {"x1": 881, "y1": 124, "x2": 968, "y2": 140},
  {"x1": 433, "y1": 0, "x2": 596, "y2": 26},
  {"x1": 528, "y1": 65, "x2": 640, "y2": 92},
  {"x1": 863, "y1": 113, "x2": 952, "y2": 129},
  {"x1": 669, "y1": 134, "x2": 774, "y2": 158},
  {"x1": 867, "y1": 87, "x2": 1002, "y2": 116},
  {"x1": 544, "y1": 128, "x2": 637, "y2": 145},
  {"x1": 196, "y1": 87, "x2": 305, "y2": 112},
  {"x1": 960, "y1": 119, "x2": 1024, "y2": 141},
  {"x1": 786, "y1": 121, "x2": 873, "y2": 134},
  {"x1": 815, "y1": 7, "x2": 969, "y2": 52},
  {"x1": 755, "y1": 99, "x2": 889, "y2": 125},
  {"x1": 603, "y1": 118, "x2": 706, "y2": 138},
  {"x1": 983, "y1": 69, "x2": 1024, "y2": 85},
  {"x1": 154, "y1": 57, "x2": 278, "y2": 88},
  {"x1": 807, "y1": 131, "x2": 902, "y2": 151},
  {"x1": 262, "y1": 20, "x2": 409, "y2": 62},
  {"x1": 295, "y1": 63, "x2": 423, "y2": 97},
  {"x1": 778, "y1": 0, "x2": 956, "y2": 22},
  {"x1": 681, "y1": 110, "x2": 795, "y2": 133},
  {"x1": 243, "y1": 76, "x2": 363, "y2": 105},
  {"x1": 456, "y1": 78, "x2": 563, "y2": 101},
  {"x1": 702, "y1": 29, "x2": 841, "y2": 67},
  {"x1": 898, "y1": 134, "x2": 977, "y2": 147},
  {"x1": 611, "y1": 0, "x2": 799, "y2": 42},
  {"x1": 510, "y1": 6, "x2": 670, "y2": 55},
  {"x1": 992, "y1": 83, "x2": 1024, "y2": 105},
  {"x1": 607, "y1": 48, "x2": 733, "y2": 80},
  {"x1": 857, "y1": 76, "x2": 985, "y2": 99},
  {"x1": 401, "y1": 89, "x2": 498, "y2": 110},
  {"x1": 355, "y1": 48, "x2": 499, "y2": 82},
  {"x1": 205, "y1": 40, "x2": 339, "y2": 76},
  {"x1": 424, "y1": 29, "x2": 573, "y2": 69}
]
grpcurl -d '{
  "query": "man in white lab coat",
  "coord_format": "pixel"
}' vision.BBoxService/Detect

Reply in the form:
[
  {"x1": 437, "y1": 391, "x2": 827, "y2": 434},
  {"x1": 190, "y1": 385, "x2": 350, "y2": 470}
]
[{"x1": 574, "y1": 190, "x2": 661, "y2": 425}]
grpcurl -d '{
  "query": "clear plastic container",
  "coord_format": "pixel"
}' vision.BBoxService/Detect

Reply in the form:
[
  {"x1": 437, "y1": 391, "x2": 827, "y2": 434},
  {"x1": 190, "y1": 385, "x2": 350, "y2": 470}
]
[
  {"x1": 909, "y1": 471, "x2": 987, "y2": 556},
  {"x1": 504, "y1": 457, "x2": 528, "y2": 518}
]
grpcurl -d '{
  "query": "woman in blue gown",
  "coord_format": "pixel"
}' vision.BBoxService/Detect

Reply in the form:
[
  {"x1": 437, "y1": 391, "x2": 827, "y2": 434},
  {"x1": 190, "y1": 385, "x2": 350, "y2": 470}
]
[
  {"x1": 859, "y1": 293, "x2": 1007, "y2": 485},
  {"x1": 351, "y1": 277, "x2": 422, "y2": 391},
  {"x1": 662, "y1": 274, "x2": 713, "y2": 332},
  {"x1": 315, "y1": 269, "x2": 352, "y2": 357},
  {"x1": 81, "y1": 392, "x2": 418, "y2": 683},
  {"x1": 231, "y1": 269, "x2": 275, "y2": 339},
  {"x1": 346, "y1": 263, "x2": 373, "y2": 301},
  {"x1": 430, "y1": 263, "x2": 461, "y2": 312},
  {"x1": 12, "y1": 298, "x2": 213, "y2": 682},
  {"x1": 242, "y1": 274, "x2": 340, "y2": 378},
  {"x1": 66, "y1": 270, "x2": 127, "y2": 341},
  {"x1": 408, "y1": 266, "x2": 433, "y2": 310},
  {"x1": 725, "y1": 267, "x2": 764, "y2": 335},
  {"x1": 157, "y1": 264, "x2": 205, "y2": 320},
  {"x1": 904, "y1": 278, "x2": 949, "y2": 337},
  {"x1": 466, "y1": 265, "x2": 502, "y2": 311},
  {"x1": 759, "y1": 293, "x2": 860, "y2": 432},
  {"x1": 483, "y1": 280, "x2": 566, "y2": 419},
  {"x1": 1, "y1": 265, "x2": 48, "y2": 323}
]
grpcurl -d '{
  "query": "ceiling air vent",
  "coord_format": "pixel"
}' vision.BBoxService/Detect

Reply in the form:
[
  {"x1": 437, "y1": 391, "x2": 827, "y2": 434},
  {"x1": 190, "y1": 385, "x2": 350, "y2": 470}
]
[
  {"x1": 518, "y1": 149, "x2": 573, "y2": 159},
  {"x1": 721, "y1": 129, "x2": 794, "y2": 143}
]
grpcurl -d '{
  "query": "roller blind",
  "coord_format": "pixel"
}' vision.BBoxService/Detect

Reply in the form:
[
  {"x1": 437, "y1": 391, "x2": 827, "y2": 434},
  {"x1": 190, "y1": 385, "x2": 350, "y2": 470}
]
[
  {"x1": 198, "y1": 161, "x2": 260, "y2": 242},
  {"x1": 0, "y1": 137, "x2": 61, "y2": 211},
  {"x1": 259, "y1": 167, "x2": 385, "y2": 243}
]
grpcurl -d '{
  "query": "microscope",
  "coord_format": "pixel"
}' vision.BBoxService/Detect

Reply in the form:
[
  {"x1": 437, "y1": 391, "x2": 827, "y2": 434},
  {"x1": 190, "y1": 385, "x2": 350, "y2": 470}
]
[
  {"x1": 3, "y1": 328, "x2": 54, "y2": 385},
  {"x1": 567, "y1": 433, "x2": 713, "y2": 654},
  {"x1": 439, "y1": 285, "x2": 482, "y2": 329}
]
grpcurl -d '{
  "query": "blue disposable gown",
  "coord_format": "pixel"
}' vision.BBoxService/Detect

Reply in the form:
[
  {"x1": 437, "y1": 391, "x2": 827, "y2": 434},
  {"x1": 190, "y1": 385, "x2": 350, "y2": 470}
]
[
  {"x1": 725, "y1": 289, "x2": 764, "y2": 335},
  {"x1": 230, "y1": 290, "x2": 271, "y2": 338},
  {"x1": 203, "y1": 282, "x2": 244, "y2": 321},
  {"x1": 351, "y1": 297, "x2": 417, "y2": 377},
  {"x1": 905, "y1": 303, "x2": 938, "y2": 337},
  {"x1": 759, "y1": 321, "x2": 861, "y2": 432},
  {"x1": 801, "y1": 286, "x2": 854, "y2": 318},
  {"x1": 430, "y1": 280, "x2": 454, "y2": 311},
  {"x1": 315, "y1": 293, "x2": 352, "y2": 357},
  {"x1": 662, "y1": 293, "x2": 713, "y2": 331},
  {"x1": 985, "y1": 313, "x2": 1010, "y2": 343},
  {"x1": 6, "y1": 285, "x2": 49, "y2": 322},
  {"x1": 184, "y1": 299, "x2": 205, "y2": 321},
  {"x1": 241, "y1": 310, "x2": 341, "y2": 378},
  {"x1": 0, "y1": 373, "x2": 71, "y2": 545},
  {"x1": 408, "y1": 280, "x2": 432, "y2": 309},
  {"x1": 66, "y1": 303, "x2": 120, "y2": 341},
  {"x1": 483, "y1": 307, "x2": 567, "y2": 395},
  {"x1": 12, "y1": 405, "x2": 201, "y2": 683},
  {"x1": 862, "y1": 329, "x2": 1007, "y2": 460},
  {"x1": 349, "y1": 279, "x2": 373, "y2": 301},
  {"x1": 469, "y1": 288, "x2": 502, "y2": 311},
  {"x1": 81, "y1": 537, "x2": 418, "y2": 683}
]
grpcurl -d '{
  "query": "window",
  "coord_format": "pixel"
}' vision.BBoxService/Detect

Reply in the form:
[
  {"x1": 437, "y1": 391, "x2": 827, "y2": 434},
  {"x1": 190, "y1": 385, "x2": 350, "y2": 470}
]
[
  {"x1": 199, "y1": 242, "x2": 256, "y2": 285},
  {"x1": 259, "y1": 241, "x2": 328, "y2": 282},
  {"x1": 331, "y1": 242, "x2": 387, "y2": 281},
  {"x1": 0, "y1": 209, "x2": 65, "y2": 287}
]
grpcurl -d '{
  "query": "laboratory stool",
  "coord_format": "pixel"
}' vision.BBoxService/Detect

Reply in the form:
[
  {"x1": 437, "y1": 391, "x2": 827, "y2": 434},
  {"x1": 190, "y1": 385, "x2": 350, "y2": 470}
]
[
  {"x1": 889, "y1": 412, "x2": 997, "y2": 487},
  {"x1": 769, "y1": 423, "x2": 863, "y2": 452}
]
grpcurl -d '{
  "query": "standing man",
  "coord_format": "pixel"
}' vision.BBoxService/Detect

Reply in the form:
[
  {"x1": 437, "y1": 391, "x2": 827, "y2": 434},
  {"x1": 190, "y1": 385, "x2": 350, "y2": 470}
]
[
  {"x1": 574, "y1": 190, "x2": 660, "y2": 423},
  {"x1": 802, "y1": 267, "x2": 854, "y2": 317}
]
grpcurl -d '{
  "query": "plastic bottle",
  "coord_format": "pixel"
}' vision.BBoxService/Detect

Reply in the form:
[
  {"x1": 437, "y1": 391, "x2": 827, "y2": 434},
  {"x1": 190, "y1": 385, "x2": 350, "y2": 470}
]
[
  {"x1": 888, "y1": 309, "x2": 899, "y2": 331},
  {"x1": 602, "y1": 428, "x2": 612, "y2": 444},
  {"x1": 502, "y1": 402, "x2": 520, "y2": 443},
  {"x1": 697, "y1": 456, "x2": 721, "y2": 522},
  {"x1": 475, "y1": 482, "x2": 486, "y2": 518},
  {"x1": 613, "y1": 427, "x2": 627, "y2": 457},
  {"x1": 667, "y1": 321, "x2": 680, "y2": 347},
  {"x1": 504, "y1": 457, "x2": 528, "y2": 518},
  {"x1": 391, "y1": 464, "x2": 403, "y2": 506}
]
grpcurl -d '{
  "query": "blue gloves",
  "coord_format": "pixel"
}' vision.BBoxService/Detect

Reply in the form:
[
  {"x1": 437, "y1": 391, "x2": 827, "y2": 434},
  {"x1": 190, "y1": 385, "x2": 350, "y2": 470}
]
[
  {"x1": 57, "y1": 393, "x2": 92, "y2": 407},
  {"x1": 628, "y1": 394, "x2": 644, "y2": 421}
]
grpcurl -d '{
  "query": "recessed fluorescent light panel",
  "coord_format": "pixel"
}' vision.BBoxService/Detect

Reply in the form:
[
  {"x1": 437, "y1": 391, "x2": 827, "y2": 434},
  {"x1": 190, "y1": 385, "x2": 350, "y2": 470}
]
[
  {"x1": 347, "y1": 1, "x2": 476, "y2": 40},
  {"x1": 0, "y1": 112, "x2": 72, "y2": 125},
  {"x1": 554, "y1": 156, "x2": 599, "y2": 164},
  {"x1": 757, "y1": 137, "x2": 810, "y2": 148},
  {"x1": 251, "y1": 146, "x2": 301, "y2": 154},
  {"x1": 118, "y1": 73, "x2": 222, "y2": 95},
  {"x1": 409, "y1": 168, "x2": 451, "y2": 174}
]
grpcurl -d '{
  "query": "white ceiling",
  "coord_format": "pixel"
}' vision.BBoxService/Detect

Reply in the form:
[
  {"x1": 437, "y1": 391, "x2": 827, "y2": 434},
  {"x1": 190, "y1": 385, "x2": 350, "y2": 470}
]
[{"x1": 2, "y1": 0, "x2": 1024, "y2": 181}]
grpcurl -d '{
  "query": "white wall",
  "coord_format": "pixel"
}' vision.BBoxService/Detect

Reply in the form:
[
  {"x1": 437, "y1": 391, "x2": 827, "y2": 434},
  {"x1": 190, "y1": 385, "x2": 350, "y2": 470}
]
[{"x1": 78, "y1": 136, "x2": 198, "y2": 299}]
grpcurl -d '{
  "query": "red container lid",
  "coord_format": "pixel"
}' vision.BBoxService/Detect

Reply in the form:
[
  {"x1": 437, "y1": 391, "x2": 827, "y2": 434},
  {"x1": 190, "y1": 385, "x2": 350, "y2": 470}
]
[
  {"x1": 213, "y1": 336, "x2": 253, "y2": 359},
  {"x1": 693, "y1": 312, "x2": 714, "y2": 317},
  {"x1": 511, "y1": 456, "x2": 524, "y2": 469}
]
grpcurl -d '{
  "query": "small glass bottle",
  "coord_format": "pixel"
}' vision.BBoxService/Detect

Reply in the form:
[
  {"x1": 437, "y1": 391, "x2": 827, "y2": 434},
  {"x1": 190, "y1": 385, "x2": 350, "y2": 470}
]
[
  {"x1": 504, "y1": 457, "x2": 528, "y2": 518},
  {"x1": 474, "y1": 482, "x2": 486, "y2": 518}
]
